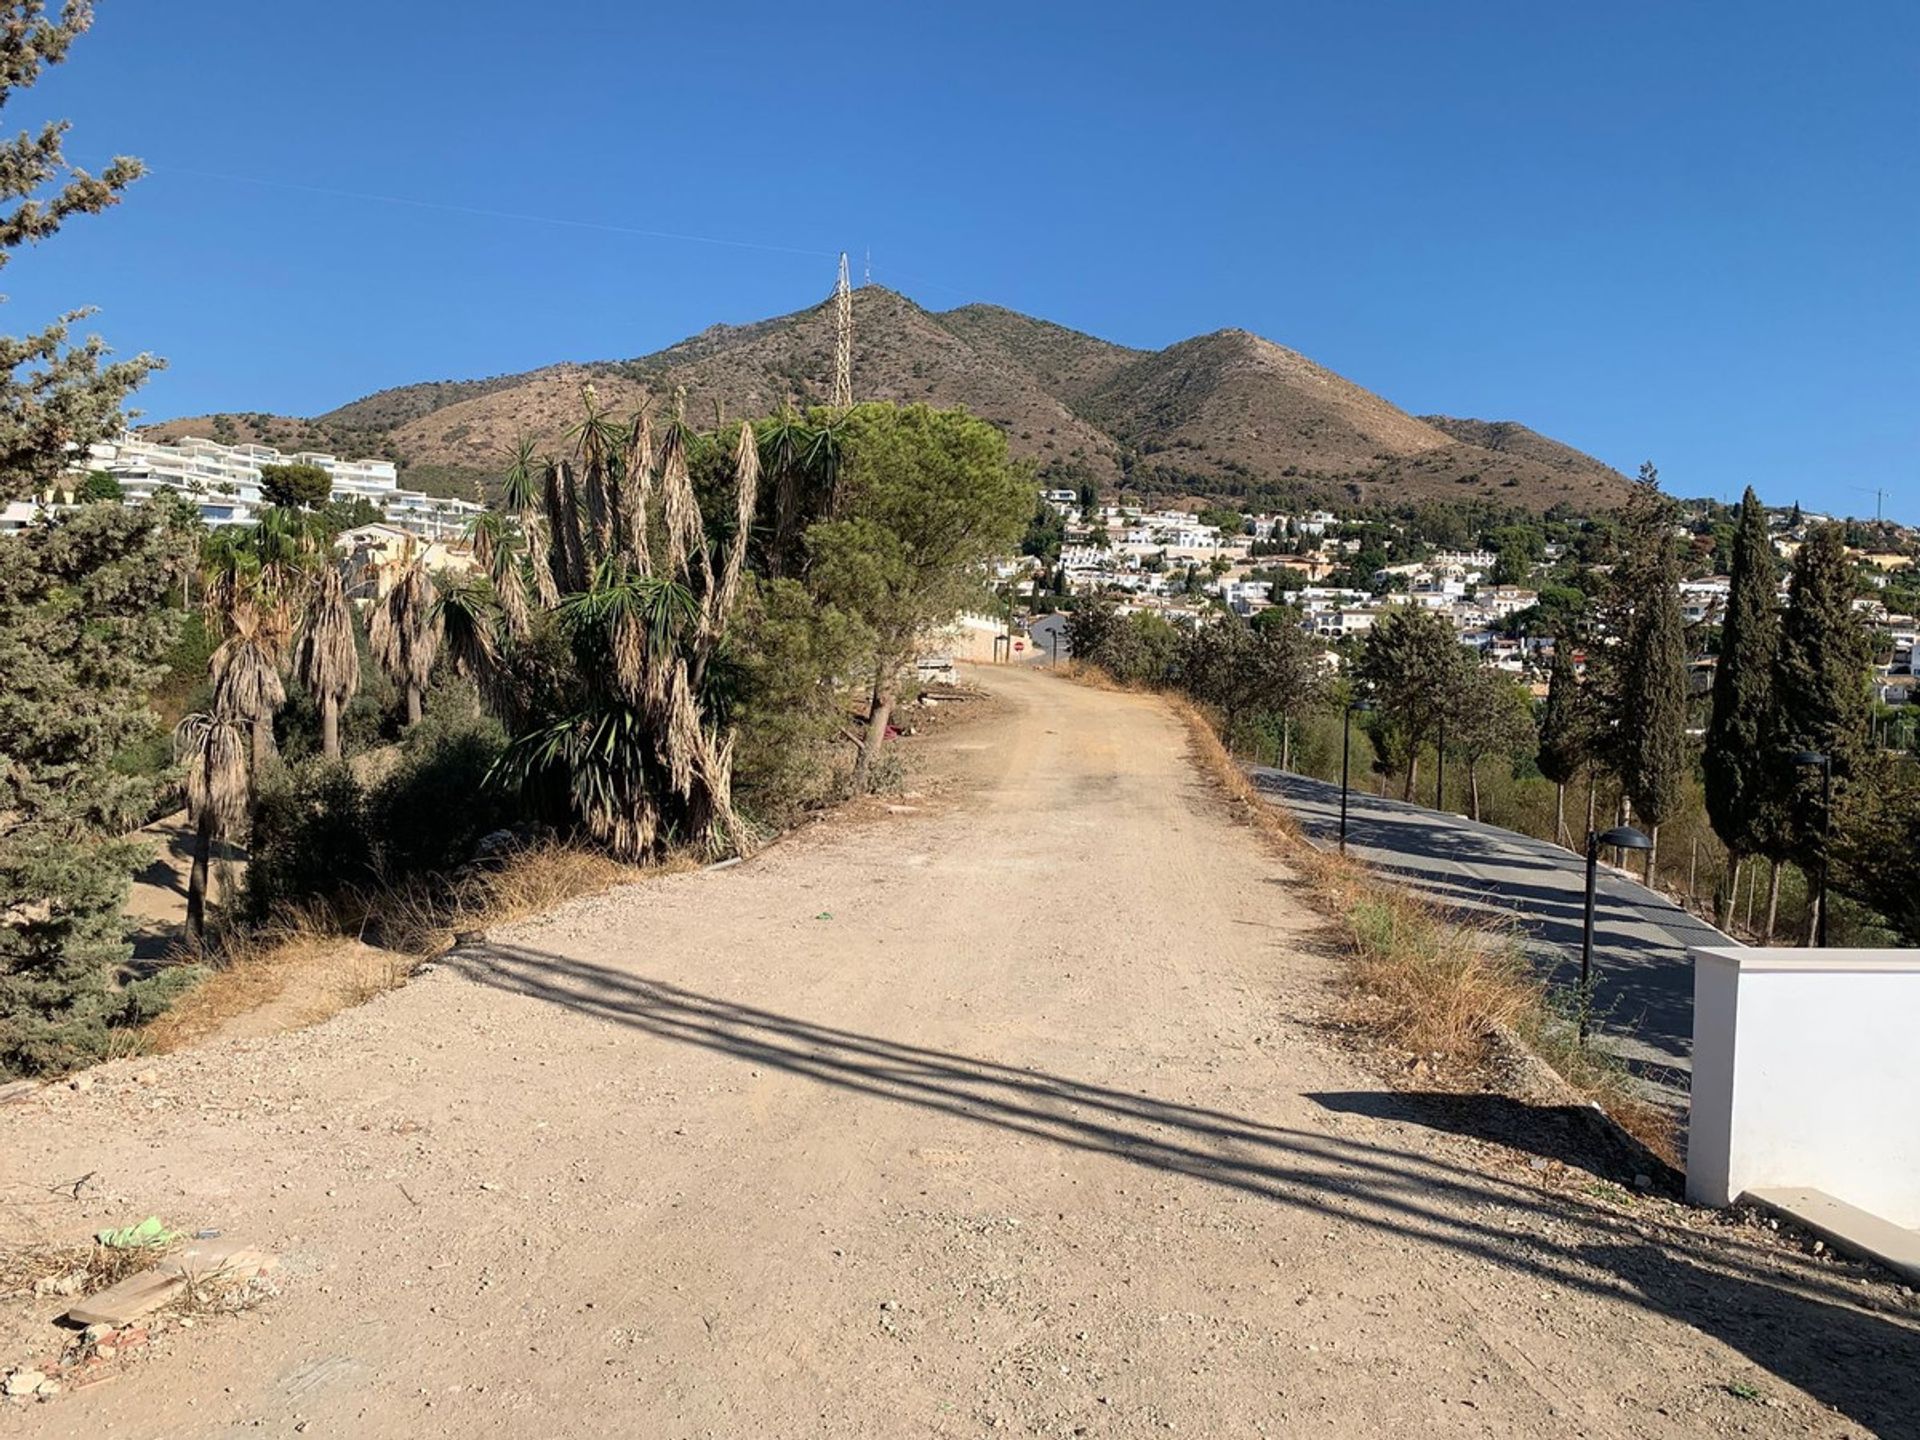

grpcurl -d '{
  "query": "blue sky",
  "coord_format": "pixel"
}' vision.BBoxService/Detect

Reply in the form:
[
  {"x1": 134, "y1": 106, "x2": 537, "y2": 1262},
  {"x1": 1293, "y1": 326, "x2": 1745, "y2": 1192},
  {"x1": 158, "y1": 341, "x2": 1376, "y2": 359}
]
[{"x1": 14, "y1": 1, "x2": 1918, "y2": 521}]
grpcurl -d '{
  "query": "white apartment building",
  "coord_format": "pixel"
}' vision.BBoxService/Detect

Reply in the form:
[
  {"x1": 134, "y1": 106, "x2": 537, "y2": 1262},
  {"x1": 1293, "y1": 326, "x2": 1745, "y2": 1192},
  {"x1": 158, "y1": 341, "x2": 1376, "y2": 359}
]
[{"x1": 82, "y1": 433, "x2": 483, "y2": 540}]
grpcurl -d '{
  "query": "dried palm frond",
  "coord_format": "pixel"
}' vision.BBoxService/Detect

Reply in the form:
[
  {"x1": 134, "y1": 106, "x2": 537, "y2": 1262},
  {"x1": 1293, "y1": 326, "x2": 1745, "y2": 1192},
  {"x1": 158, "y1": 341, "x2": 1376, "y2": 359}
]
[
  {"x1": 523, "y1": 511, "x2": 559, "y2": 608},
  {"x1": 173, "y1": 712, "x2": 249, "y2": 836},
  {"x1": 664, "y1": 661, "x2": 701, "y2": 798},
  {"x1": 296, "y1": 568, "x2": 359, "y2": 698},
  {"x1": 707, "y1": 419, "x2": 760, "y2": 637},
  {"x1": 434, "y1": 572, "x2": 499, "y2": 680},
  {"x1": 211, "y1": 600, "x2": 287, "y2": 727},
  {"x1": 370, "y1": 549, "x2": 442, "y2": 722},
  {"x1": 656, "y1": 407, "x2": 700, "y2": 581},
  {"x1": 619, "y1": 405, "x2": 656, "y2": 573}
]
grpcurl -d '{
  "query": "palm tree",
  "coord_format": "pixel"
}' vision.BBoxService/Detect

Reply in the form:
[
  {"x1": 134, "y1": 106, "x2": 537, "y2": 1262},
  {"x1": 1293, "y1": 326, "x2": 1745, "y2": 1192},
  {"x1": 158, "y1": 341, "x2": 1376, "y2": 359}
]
[
  {"x1": 174, "y1": 710, "x2": 248, "y2": 943},
  {"x1": 296, "y1": 565, "x2": 360, "y2": 760},
  {"x1": 211, "y1": 598, "x2": 287, "y2": 779},
  {"x1": 369, "y1": 546, "x2": 441, "y2": 726}
]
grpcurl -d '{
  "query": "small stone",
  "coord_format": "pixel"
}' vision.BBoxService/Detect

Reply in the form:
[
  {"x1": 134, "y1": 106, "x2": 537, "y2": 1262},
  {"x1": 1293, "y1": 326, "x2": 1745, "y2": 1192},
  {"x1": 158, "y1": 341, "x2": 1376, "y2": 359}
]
[
  {"x1": 1632, "y1": 1174, "x2": 1652, "y2": 1189},
  {"x1": 880, "y1": 1300, "x2": 898, "y2": 1312},
  {"x1": 135, "y1": 1070, "x2": 159, "y2": 1085},
  {"x1": 68, "y1": 1075, "x2": 94, "y2": 1093},
  {"x1": 34, "y1": 1380, "x2": 59, "y2": 1398},
  {"x1": 4, "y1": 1370, "x2": 46, "y2": 1398}
]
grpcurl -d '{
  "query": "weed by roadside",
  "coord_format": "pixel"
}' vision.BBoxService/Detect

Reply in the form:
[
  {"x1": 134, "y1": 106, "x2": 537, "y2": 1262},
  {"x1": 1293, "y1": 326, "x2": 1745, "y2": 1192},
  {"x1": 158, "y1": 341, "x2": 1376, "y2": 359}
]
[{"x1": 1156, "y1": 683, "x2": 1682, "y2": 1165}]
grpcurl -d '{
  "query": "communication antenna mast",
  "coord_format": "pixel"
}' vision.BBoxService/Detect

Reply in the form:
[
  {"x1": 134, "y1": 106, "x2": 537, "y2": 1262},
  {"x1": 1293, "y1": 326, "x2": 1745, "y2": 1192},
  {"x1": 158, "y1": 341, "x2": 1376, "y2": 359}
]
[
  {"x1": 863, "y1": 247, "x2": 871, "y2": 287},
  {"x1": 832, "y1": 252, "x2": 853, "y2": 409},
  {"x1": 1850, "y1": 484, "x2": 1889, "y2": 521}
]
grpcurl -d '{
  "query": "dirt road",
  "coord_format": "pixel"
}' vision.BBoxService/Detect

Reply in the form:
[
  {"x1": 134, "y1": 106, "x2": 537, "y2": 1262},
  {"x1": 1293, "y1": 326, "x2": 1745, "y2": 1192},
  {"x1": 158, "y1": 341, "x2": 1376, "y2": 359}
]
[{"x1": 3, "y1": 666, "x2": 1914, "y2": 1436}]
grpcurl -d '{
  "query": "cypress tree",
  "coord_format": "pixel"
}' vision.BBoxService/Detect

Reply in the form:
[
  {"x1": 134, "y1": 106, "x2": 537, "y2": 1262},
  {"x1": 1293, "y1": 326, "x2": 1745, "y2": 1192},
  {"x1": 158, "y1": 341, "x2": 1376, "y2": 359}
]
[
  {"x1": 1605, "y1": 465, "x2": 1691, "y2": 882},
  {"x1": 1773, "y1": 523, "x2": 1874, "y2": 942},
  {"x1": 1702, "y1": 488, "x2": 1781, "y2": 923}
]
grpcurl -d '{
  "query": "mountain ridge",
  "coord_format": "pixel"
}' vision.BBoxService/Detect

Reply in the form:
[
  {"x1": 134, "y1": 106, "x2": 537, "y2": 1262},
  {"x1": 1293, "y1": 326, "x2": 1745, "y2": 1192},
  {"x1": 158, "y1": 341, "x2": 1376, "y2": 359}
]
[{"x1": 144, "y1": 288, "x2": 1629, "y2": 513}]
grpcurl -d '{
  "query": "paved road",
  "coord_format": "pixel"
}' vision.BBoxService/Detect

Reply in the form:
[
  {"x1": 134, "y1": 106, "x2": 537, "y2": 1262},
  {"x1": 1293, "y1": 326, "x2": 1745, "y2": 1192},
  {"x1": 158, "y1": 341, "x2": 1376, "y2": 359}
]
[{"x1": 1249, "y1": 768, "x2": 1735, "y2": 1095}]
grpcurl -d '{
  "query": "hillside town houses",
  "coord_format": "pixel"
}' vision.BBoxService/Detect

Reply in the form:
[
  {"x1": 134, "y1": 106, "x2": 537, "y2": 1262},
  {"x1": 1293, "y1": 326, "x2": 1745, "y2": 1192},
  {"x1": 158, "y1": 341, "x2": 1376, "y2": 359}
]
[{"x1": 1030, "y1": 497, "x2": 1917, "y2": 710}]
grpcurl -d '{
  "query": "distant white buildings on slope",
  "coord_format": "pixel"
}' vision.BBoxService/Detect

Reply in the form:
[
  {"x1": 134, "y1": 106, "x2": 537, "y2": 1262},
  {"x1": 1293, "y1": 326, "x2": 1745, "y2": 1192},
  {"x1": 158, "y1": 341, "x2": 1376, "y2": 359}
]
[{"x1": 1, "y1": 432, "x2": 483, "y2": 540}]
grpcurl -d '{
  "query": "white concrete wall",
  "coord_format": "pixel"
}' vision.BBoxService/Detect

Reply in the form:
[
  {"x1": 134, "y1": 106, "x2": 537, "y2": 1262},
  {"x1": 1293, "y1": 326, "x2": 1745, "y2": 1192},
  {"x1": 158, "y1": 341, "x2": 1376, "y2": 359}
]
[{"x1": 1689, "y1": 946, "x2": 1920, "y2": 1226}]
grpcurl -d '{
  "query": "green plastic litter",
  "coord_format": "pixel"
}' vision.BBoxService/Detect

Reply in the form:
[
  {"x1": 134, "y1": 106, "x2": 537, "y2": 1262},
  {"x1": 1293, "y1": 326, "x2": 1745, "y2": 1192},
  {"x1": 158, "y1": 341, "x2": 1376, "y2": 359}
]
[
  {"x1": 815, "y1": 912, "x2": 833, "y2": 920},
  {"x1": 95, "y1": 1216, "x2": 177, "y2": 1248}
]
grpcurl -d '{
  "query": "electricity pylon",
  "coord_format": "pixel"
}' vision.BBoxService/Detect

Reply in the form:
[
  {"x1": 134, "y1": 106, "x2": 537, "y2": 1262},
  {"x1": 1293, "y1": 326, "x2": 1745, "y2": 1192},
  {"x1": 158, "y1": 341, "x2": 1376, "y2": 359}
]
[{"x1": 832, "y1": 252, "x2": 853, "y2": 409}]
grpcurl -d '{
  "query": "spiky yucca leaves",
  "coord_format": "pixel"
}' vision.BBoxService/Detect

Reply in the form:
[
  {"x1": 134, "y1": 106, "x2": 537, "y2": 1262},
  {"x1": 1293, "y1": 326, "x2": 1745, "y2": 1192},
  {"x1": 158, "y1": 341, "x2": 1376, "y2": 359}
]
[
  {"x1": 753, "y1": 405, "x2": 846, "y2": 579},
  {"x1": 568, "y1": 387, "x2": 625, "y2": 568},
  {"x1": 757, "y1": 402, "x2": 808, "y2": 578},
  {"x1": 432, "y1": 570, "x2": 505, "y2": 713},
  {"x1": 173, "y1": 711, "x2": 248, "y2": 942},
  {"x1": 368, "y1": 550, "x2": 441, "y2": 727},
  {"x1": 295, "y1": 565, "x2": 360, "y2": 760},
  {"x1": 211, "y1": 598, "x2": 288, "y2": 779},
  {"x1": 482, "y1": 399, "x2": 762, "y2": 861},
  {"x1": 506, "y1": 437, "x2": 559, "y2": 608}
]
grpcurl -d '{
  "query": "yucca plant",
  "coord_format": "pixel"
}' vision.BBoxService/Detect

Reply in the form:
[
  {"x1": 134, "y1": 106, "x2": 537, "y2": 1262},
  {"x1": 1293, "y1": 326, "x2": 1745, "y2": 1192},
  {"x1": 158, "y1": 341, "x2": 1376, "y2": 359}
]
[{"x1": 472, "y1": 390, "x2": 763, "y2": 860}]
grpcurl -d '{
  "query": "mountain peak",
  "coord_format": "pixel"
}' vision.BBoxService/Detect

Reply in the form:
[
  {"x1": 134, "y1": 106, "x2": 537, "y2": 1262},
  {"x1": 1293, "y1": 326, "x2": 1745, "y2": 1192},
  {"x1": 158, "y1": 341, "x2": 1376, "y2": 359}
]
[{"x1": 145, "y1": 293, "x2": 1627, "y2": 513}]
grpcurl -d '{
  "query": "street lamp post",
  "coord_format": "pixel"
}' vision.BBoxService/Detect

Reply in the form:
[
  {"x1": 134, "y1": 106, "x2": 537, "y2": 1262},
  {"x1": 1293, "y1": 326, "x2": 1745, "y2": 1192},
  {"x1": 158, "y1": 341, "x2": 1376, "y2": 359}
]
[
  {"x1": 1435, "y1": 717, "x2": 1446, "y2": 813},
  {"x1": 1792, "y1": 750, "x2": 1832, "y2": 948},
  {"x1": 1580, "y1": 824, "x2": 1654, "y2": 1044},
  {"x1": 1340, "y1": 697, "x2": 1373, "y2": 856}
]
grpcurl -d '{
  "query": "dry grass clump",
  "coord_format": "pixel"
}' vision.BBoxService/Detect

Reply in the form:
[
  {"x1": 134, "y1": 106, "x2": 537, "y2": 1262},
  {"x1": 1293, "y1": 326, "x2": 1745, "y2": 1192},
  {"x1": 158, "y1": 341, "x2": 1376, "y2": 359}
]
[
  {"x1": 0, "y1": 1233, "x2": 179, "y2": 1303},
  {"x1": 143, "y1": 842, "x2": 646, "y2": 1053},
  {"x1": 360, "y1": 841, "x2": 647, "y2": 955},
  {"x1": 1343, "y1": 894, "x2": 1536, "y2": 1063}
]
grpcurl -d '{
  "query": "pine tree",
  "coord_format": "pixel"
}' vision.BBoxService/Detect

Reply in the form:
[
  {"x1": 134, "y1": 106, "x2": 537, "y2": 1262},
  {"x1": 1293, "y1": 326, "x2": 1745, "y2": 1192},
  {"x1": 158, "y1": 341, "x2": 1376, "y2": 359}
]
[
  {"x1": 1356, "y1": 604, "x2": 1467, "y2": 801},
  {"x1": 0, "y1": 3, "x2": 180, "y2": 1076},
  {"x1": 1773, "y1": 523, "x2": 1873, "y2": 942},
  {"x1": 1702, "y1": 488, "x2": 1782, "y2": 923}
]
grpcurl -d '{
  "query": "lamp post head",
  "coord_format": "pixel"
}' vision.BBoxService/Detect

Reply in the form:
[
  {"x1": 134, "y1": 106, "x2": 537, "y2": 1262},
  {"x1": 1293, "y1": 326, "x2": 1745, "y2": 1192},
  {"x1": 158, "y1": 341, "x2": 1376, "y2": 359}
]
[
  {"x1": 1791, "y1": 750, "x2": 1830, "y2": 769},
  {"x1": 1593, "y1": 825, "x2": 1653, "y2": 853}
]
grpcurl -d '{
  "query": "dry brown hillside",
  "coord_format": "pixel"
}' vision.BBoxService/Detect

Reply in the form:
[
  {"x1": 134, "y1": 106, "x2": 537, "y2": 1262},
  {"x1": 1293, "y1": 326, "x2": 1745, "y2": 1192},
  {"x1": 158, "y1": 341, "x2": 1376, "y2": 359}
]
[{"x1": 144, "y1": 288, "x2": 1627, "y2": 512}]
